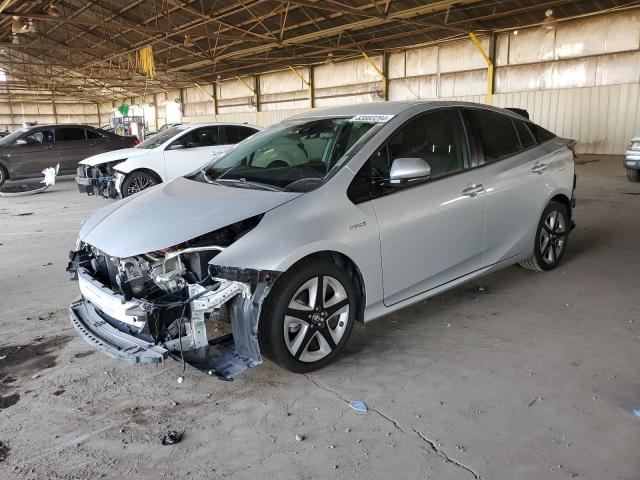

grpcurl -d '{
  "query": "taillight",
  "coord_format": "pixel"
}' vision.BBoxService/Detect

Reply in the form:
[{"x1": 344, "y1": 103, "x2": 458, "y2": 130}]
[
  {"x1": 567, "y1": 140, "x2": 577, "y2": 159},
  {"x1": 132, "y1": 137, "x2": 140, "y2": 146}
]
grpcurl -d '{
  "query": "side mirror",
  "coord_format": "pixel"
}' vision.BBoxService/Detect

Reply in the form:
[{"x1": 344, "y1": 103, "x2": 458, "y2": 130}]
[
  {"x1": 167, "y1": 143, "x2": 186, "y2": 150},
  {"x1": 388, "y1": 157, "x2": 431, "y2": 185},
  {"x1": 14, "y1": 138, "x2": 27, "y2": 146}
]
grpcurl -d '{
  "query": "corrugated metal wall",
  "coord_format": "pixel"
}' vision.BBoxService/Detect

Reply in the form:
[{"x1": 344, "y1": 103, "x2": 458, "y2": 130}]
[
  {"x1": 3, "y1": 9, "x2": 639, "y2": 153},
  {"x1": 179, "y1": 9, "x2": 640, "y2": 155}
]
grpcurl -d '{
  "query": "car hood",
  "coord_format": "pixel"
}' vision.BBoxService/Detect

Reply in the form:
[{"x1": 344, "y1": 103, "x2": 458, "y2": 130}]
[
  {"x1": 79, "y1": 176, "x2": 302, "y2": 258},
  {"x1": 79, "y1": 148, "x2": 147, "y2": 166}
]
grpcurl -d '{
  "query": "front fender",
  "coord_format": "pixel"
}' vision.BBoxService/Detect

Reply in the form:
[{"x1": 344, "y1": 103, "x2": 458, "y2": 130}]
[{"x1": 114, "y1": 154, "x2": 164, "y2": 180}]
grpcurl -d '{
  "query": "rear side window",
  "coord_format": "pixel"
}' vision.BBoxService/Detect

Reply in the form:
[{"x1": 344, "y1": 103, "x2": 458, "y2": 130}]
[
  {"x1": 514, "y1": 120, "x2": 537, "y2": 149},
  {"x1": 464, "y1": 109, "x2": 521, "y2": 162},
  {"x1": 225, "y1": 126, "x2": 257, "y2": 144},
  {"x1": 528, "y1": 123, "x2": 556, "y2": 144},
  {"x1": 55, "y1": 128, "x2": 86, "y2": 141}
]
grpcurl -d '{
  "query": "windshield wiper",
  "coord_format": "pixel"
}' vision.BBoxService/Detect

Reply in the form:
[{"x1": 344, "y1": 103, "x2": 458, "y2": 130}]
[{"x1": 214, "y1": 178, "x2": 284, "y2": 192}]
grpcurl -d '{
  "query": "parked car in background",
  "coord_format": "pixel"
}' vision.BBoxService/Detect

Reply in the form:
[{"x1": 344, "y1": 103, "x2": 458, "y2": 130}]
[
  {"x1": 76, "y1": 122, "x2": 261, "y2": 198},
  {"x1": 624, "y1": 135, "x2": 640, "y2": 182},
  {"x1": 0, "y1": 124, "x2": 139, "y2": 187},
  {"x1": 67, "y1": 101, "x2": 576, "y2": 379}
]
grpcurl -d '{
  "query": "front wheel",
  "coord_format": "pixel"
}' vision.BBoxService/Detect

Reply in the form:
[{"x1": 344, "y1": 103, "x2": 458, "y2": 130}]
[
  {"x1": 627, "y1": 168, "x2": 640, "y2": 182},
  {"x1": 121, "y1": 171, "x2": 158, "y2": 197},
  {"x1": 0, "y1": 165, "x2": 7, "y2": 188},
  {"x1": 519, "y1": 201, "x2": 569, "y2": 272},
  {"x1": 259, "y1": 259, "x2": 357, "y2": 373}
]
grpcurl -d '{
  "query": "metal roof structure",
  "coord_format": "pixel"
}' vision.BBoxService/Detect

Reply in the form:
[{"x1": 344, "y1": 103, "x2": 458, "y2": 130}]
[{"x1": 0, "y1": 0, "x2": 635, "y2": 101}]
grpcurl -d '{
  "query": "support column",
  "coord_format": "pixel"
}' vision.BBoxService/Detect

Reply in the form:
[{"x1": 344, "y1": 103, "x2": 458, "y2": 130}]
[
  {"x1": 288, "y1": 65, "x2": 313, "y2": 110},
  {"x1": 362, "y1": 52, "x2": 388, "y2": 101},
  {"x1": 469, "y1": 32, "x2": 495, "y2": 105}
]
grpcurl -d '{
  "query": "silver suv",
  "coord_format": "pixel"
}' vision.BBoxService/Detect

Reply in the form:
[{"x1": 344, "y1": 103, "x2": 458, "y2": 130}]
[{"x1": 67, "y1": 101, "x2": 576, "y2": 379}]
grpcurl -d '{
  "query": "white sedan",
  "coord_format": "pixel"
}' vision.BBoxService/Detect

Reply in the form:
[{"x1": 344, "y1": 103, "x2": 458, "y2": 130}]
[{"x1": 76, "y1": 122, "x2": 262, "y2": 198}]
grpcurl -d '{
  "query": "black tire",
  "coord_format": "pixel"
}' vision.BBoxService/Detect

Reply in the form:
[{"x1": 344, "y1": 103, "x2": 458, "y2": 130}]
[
  {"x1": 259, "y1": 259, "x2": 358, "y2": 373},
  {"x1": 0, "y1": 165, "x2": 7, "y2": 188},
  {"x1": 519, "y1": 201, "x2": 569, "y2": 272},
  {"x1": 627, "y1": 168, "x2": 640, "y2": 182},
  {"x1": 121, "y1": 171, "x2": 159, "y2": 197}
]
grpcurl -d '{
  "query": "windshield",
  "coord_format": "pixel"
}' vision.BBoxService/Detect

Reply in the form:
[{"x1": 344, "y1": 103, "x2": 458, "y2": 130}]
[
  {"x1": 190, "y1": 117, "x2": 380, "y2": 191},
  {"x1": 136, "y1": 126, "x2": 184, "y2": 149},
  {"x1": 0, "y1": 127, "x2": 30, "y2": 147}
]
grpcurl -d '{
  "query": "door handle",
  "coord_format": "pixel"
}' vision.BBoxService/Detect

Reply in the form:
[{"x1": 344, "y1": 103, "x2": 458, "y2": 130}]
[
  {"x1": 531, "y1": 162, "x2": 547, "y2": 174},
  {"x1": 461, "y1": 184, "x2": 484, "y2": 197}
]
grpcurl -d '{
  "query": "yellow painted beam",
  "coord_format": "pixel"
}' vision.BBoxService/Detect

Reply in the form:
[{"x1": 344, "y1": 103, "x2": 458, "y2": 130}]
[
  {"x1": 468, "y1": 32, "x2": 494, "y2": 105},
  {"x1": 288, "y1": 65, "x2": 313, "y2": 110},
  {"x1": 361, "y1": 52, "x2": 388, "y2": 101}
]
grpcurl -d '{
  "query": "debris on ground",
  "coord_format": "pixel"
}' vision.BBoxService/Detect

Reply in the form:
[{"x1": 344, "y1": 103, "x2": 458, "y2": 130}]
[
  {"x1": 0, "y1": 394, "x2": 20, "y2": 409},
  {"x1": 295, "y1": 433, "x2": 303, "y2": 442},
  {"x1": 633, "y1": 410, "x2": 640, "y2": 418},
  {"x1": 528, "y1": 396, "x2": 542, "y2": 408},
  {"x1": 161, "y1": 430, "x2": 183, "y2": 445},
  {"x1": 0, "y1": 441, "x2": 8, "y2": 463},
  {"x1": 348, "y1": 400, "x2": 368, "y2": 413}
]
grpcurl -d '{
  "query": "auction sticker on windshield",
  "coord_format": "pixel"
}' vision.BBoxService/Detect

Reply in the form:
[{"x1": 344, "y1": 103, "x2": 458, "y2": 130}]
[{"x1": 349, "y1": 114, "x2": 395, "y2": 123}]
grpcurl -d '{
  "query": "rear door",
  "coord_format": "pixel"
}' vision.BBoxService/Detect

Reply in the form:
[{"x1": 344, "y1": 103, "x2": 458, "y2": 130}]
[
  {"x1": 462, "y1": 109, "x2": 551, "y2": 266},
  {"x1": 55, "y1": 127, "x2": 90, "y2": 173},
  {"x1": 163, "y1": 126, "x2": 223, "y2": 180},
  {"x1": 84, "y1": 127, "x2": 111, "y2": 157},
  {"x1": 7, "y1": 128, "x2": 58, "y2": 178},
  {"x1": 370, "y1": 108, "x2": 486, "y2": 306}
]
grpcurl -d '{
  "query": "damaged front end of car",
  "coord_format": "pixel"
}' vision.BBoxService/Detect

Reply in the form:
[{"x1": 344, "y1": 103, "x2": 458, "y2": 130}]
[
  {"x1": 66, "y1": 216, "x2": 280, "y2": 380},
  {"x1": 76, "y1": 162, "x2": 121, "y2": 198}
]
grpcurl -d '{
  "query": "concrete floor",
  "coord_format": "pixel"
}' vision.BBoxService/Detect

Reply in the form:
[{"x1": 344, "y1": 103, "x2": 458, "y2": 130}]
[{"x1": 0, "y1": 155, "x2": 638, "y2": 480}]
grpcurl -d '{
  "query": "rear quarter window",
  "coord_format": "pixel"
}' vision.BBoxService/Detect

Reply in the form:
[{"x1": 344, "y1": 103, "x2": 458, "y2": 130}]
[
  {"x1": 464, "y1": 109, "x2": 521, "y2": 162},
  {"x1": 527, "y1": 123, "x2": 556, "y2": 144}
]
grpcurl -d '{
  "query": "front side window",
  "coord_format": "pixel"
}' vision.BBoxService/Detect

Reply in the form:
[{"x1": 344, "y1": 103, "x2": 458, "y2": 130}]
[
  {"x1": 388, "y1": 109, "x2": 469, "y2": 179},
  {"x1": 171, "y1": 127, "x2": 220, "y2": 148},
  {"x1": 23, "y1": 129, "x2": 55, "y2": 145},
  {"x1": 464, "y1": 109, "x2": 521, "y2": 162},
  {"x1": 224, "y1": 125, "x2": 258, "y2": 144},
  {"x1": 55, "y1": 128, "x2": 86, "y2": 142},
  {"x1": 192, "y1": 117, "x2": 381, "y2": 191}
]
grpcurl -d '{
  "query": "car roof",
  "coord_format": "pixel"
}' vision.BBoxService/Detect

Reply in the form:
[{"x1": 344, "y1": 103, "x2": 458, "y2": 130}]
[
  {"x1": 185, "y1": 122, "x2": 263, "y2": 129},
  {"x1": 289, "y1": 100, "x2": 532, "y2": 122}
]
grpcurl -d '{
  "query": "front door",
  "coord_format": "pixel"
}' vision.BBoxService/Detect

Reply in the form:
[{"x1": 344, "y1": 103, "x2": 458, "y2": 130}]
[
  {"x1": 9, "y1": 128, "x2": 58, "y2": 178},
  {"x1": 163, "y1": 126, "x2": 223, "y2": 180},
  {"x1": 371, "y1": 109, "x2": 486, "y2": 306}
]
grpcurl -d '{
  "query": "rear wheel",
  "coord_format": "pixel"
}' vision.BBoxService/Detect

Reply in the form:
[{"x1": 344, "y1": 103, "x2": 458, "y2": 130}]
[
  {"x1": 0, "y1": 165, "x2": 7, "y2": 188},
  {"x1": 627, "y1": 168, "x2": 640, "y2": 182},
  {"x1": 519, "y1": 201, "x2": 569, "y2": 272},
  {"x1": 121, "y1": 171, "x2": 158, "y2": 197},
  {"x1": 259, "y1": 259, "x2": 357, "y2": 373}
]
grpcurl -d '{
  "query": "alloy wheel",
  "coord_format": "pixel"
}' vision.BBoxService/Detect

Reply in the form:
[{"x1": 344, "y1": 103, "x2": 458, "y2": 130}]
[
  {"x1": 539, "y1": 210, "x2": 566, "y2": 265},
  {"x1": 283, "y1": 275, "x2": 350, "y2": 363},
  {"x1": 126, "y1": 175, "x2": 154, "y2": 196}
]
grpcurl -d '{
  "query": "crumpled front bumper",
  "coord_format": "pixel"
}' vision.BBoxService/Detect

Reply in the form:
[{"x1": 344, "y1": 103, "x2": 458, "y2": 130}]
[
  {"x1": 76, "y1": 166, "x2": 119, "y2": 198},
  {"x1": 70, "y1": 296, "x2": 168, "y2": 364},
  {"x1": 68, "y1": 266, "x2": 279, "y2": 380}
]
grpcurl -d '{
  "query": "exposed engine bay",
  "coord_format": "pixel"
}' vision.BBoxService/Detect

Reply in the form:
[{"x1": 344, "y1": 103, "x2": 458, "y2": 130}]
[
  {"x1": 67, "y1": 216, "x2": 279, "y2": 380},
  {"x1": 76, "y1": 163, "x2": 120, "y2": 198}
]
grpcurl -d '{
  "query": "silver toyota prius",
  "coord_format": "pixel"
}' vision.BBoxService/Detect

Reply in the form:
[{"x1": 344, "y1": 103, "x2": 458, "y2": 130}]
[{"x1": 67, "y1": 101, "x2": 577, "y2": 379}]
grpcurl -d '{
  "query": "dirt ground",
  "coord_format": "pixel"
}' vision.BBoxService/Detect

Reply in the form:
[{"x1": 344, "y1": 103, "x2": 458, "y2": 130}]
[{"x1": 0, "y1": 155, "x2": 638, "y2": 480}]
